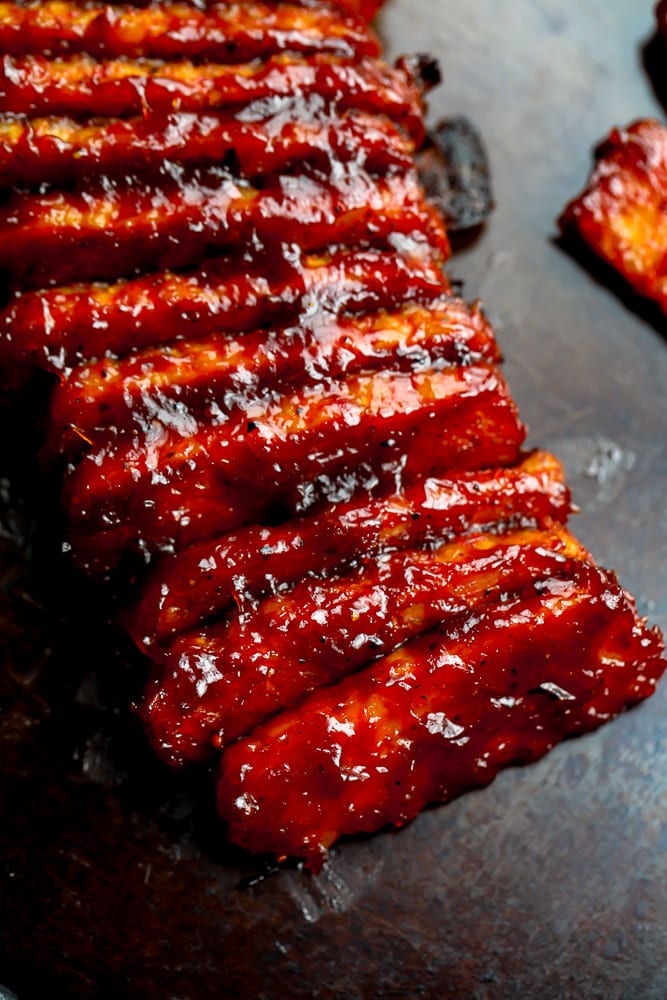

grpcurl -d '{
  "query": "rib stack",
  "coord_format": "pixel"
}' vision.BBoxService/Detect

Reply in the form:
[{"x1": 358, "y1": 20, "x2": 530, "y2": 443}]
[{"x1": 0, "y1": 0, "x2": 664, "y2": 869}]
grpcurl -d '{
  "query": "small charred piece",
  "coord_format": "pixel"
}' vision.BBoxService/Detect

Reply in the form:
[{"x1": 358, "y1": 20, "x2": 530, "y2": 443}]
[
  {"x1": 559, "y1": 118, "x2": 667, "y2": 313},
  {"x1": 418, "y1": 116, "x2": 494, "y2": 231}
]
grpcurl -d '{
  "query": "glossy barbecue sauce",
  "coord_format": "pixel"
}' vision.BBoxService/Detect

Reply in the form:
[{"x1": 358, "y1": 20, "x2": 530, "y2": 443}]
[{"x1": 218, "y1": 570, "x2": 665, "y2": 867}]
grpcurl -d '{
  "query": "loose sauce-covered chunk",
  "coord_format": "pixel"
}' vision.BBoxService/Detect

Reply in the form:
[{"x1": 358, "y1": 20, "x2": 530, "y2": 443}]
[{"x1": 560, "y1": 119, "x2": 667, "y2": 313}]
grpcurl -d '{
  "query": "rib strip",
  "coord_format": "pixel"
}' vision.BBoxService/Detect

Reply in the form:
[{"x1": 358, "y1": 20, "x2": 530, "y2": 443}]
[
  {"x1": 143, "y1": 525, "x2": 587, "y2": 765},
  {"x1": 0, "y1": 248, "x2": 448, "y2": 375},
  {"x1": 0, "y1": 167, "x2": 448, "y2": 288},
  {"x1": 129, "y1": 450, "x2": 571, "y2": 647},
  {"x1": 0, "y1": 108, "x2": 413, "y2": 190},
  {"x1": 45, "y1": 298, "x2": 497, "y2": 457},
  {"x1": 0, "y1": 54, "x2": 427, "y2": 142},
  {"x1": 217, "y1": 566, "x2": 665, "y2": 867},
  {"x1": 0, "y1": 1, "x2": 380, "y2": 62},
  {"x1": 63, "y1": 364, "x2": 525, "y2": 572}
]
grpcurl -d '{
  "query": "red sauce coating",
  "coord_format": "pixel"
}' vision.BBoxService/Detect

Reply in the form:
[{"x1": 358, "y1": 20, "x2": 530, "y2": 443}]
[
  {"x1": 143, "y1": 524, "x2": 587, "y2": 765},
  {"x1": 0, "y1": 248, "x2": 448, "y2": 376},
  {"x1": 333, "y1": 0, "x2": 385, "y2": 19},
  {"x1": 217, "y1": 566, "x2": 665, "y2": 868},
  {"x1": 0, "y1": 107, "x2": 412, "y2": 190},
  {"x1": 130, "y1": 449, "x2": 570, "y2": 647},
  {"x1": 0, "y1": 54, "x2": 427, "y2": 143},
  {"x1": 62, "y1": 363, "x2": 525, "y2": 573},
  {"x1": 45, "y1": 298, "x2": 497, "y2": 459},
  {"x1": 0, "y1": 0, "x2": 662, "y2": 870},
  {"x1": 560, "y1": 118, "x2": 667, "y2": 313},
  {"x1": 0, "y1": 2, "x2": 380, "y2": 62},
  {"x1": 0, "y1": 167, "x2": 448, "y2": 289}
]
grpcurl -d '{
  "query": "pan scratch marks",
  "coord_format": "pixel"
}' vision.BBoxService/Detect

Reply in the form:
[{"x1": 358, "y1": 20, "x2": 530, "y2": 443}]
[{"x1": 283, "y1": 853, "x2": 385, "y2": 923}]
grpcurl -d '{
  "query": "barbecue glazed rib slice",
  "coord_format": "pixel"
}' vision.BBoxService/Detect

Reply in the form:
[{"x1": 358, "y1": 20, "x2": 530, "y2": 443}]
[
  {"x1": 0, "y1": 108, "x2": 413, "y2": 190},
  {"x1": 45, "y1": 297, "x2": 498, "y2": 457},
  {"x1": 143, "y1": 524, "x2": 586, "y2": 765},
  {"x1": 0, "y1": 53, "x2": 429, "y2": 142},
  {"x1": 0, "y1": 167, "x2": 447, "y2": 289},
  {"x1": 218, "y1": 563, "x2": 665, "y2": 867},
  {"x1": 0, "y1": 1, "x2": 381, "y2": 61},
  {"x1": 560, "y1": 119, "x2": 667, "y2": 313},
  {"x1": 1, "y1": 248, "x2": 448, "y2": 378},
  {"x1": 63, "y1": 364, "x2": 525, "y2": 573},
  {"x1": 131, "y1": 450, "x2": 570, "y2": 647},
  {"x1": 0, "y1": 0, "x2": 663, "y2": 872}
]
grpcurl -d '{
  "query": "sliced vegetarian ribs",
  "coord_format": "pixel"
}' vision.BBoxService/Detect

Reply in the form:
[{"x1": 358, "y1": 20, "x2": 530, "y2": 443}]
[
  {"x1": 218, "y1": 562, "x2": 665, "y2": 866},
  {"x1": 1, "y1": 248, "x2": 448, "y2": 377},
  {"x1": 0, "y1": 166, "x2": 448, "y2": 288},
  {"x1": 62, "y1": 363, "x2": 525, "y2": 572},
  {"x1": 0, "y1": 108, "x2": 414, "y2": 190},
  {"x1": 130, "y1": 450, "x2": 571, "y2": 647},
  {"x1": 0, "y1": 1, "x2": 381, "y2": 62},
  {"x1": 143, "y1": 524, "x2": 585, "y2": 765},
  {"x1": 45, "y1": 297, "x2": 497, "y2": 456},
  {"x1": 0, "y1": 0, "x2": 663, "y2": 870},
  {"x1": 0, "y1": 53, "x2": 428, "y2": 142},
  {"x1": 560, "y1": 118, "x2": 667, "y2": 313}
]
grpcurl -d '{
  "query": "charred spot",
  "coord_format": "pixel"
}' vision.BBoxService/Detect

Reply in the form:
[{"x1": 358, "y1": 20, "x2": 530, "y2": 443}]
[
  {"x1": 222, "y1": 148, "x2": 241, "y2": 175},
  {"x1": 417, "y1": 116, "x2": 493, "y2": 232},
  {"x1": 402, "y1": 53, "x2": 442, "y2": 91}
]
